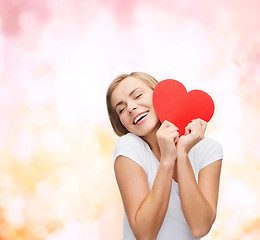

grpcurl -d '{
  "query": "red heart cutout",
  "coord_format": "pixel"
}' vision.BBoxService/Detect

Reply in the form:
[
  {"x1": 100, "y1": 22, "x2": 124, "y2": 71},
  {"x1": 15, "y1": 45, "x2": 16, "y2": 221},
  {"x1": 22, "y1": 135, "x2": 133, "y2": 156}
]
[{"x1": 153, "y1": 79, "x2": 215, "y2": 136}]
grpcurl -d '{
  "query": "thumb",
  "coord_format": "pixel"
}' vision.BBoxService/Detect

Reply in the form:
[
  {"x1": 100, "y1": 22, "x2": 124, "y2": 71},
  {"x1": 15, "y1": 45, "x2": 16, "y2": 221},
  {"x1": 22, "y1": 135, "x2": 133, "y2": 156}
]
[{"x1": 184, "y1": 127, "x2": 190, "y2": 135}]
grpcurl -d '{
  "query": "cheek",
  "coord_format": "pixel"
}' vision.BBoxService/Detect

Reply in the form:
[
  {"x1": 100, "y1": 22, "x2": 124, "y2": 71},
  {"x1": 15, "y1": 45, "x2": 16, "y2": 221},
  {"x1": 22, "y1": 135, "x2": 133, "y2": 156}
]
[
  {"x1": 150, "y1": 105, "x2": 159, "y2": 120},
  {"x1": 119, "y1": 115, "x2": 130, "y2": 128},
  {"x1": 143, "y1": 95, "x2": 153, "y2": 107}
]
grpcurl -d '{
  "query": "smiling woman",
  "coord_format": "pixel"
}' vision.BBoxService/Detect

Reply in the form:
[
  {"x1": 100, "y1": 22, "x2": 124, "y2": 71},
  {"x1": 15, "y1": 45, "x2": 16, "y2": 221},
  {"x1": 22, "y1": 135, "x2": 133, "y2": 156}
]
[
  {"x1": 106, "y1": 72, "x2": 223, "y2": 240},
  {"x1": 106, "y1": 72, "x2": 158, "y2": 137},
  {"x1": 110, "y1": 77, "x2": 160, "y2": 139}
]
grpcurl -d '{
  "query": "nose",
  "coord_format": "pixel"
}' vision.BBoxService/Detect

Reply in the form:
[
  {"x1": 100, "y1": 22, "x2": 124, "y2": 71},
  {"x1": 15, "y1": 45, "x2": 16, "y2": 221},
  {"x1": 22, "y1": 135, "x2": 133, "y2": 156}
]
[{"x1": 127, "y1": 101, "x2": 137, "y2": 113}]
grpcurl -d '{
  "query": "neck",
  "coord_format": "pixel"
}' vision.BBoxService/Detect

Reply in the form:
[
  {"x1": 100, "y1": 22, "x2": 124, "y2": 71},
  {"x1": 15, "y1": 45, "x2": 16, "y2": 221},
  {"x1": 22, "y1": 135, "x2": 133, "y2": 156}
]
[{"x1": 141, "y1": 122, "x2": 161, "y2": 160}]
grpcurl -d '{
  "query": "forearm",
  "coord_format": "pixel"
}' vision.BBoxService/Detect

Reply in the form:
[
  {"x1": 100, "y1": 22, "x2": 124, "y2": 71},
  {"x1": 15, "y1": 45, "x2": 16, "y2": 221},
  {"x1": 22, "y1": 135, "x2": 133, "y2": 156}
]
[
  {"x1": 132, "y1": 161, "x2": 174, "y2": 240},
  {"x1": 177, "y1": 152, "x2": 215, "y2": 238}
]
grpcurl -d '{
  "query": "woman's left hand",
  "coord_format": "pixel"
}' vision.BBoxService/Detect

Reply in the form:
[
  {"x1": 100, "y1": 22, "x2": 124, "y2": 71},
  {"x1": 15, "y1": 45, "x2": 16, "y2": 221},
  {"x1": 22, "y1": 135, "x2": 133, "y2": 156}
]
[{"x1": 177, "y1": 119, "x2": 207, "y2": 154}]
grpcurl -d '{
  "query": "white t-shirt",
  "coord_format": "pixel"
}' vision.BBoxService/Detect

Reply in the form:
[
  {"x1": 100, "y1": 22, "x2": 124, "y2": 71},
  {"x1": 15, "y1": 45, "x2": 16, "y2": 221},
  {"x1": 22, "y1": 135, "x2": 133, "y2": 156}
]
[{"x1": 114, "y1": 133, "x2": 223, "y2": 240}]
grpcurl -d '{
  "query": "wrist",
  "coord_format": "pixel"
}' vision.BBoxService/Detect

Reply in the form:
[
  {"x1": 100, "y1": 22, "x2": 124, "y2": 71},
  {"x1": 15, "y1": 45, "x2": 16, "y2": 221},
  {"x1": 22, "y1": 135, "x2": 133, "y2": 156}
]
[
  {"x1": 177, "y1": 145, "x2": 189, "y2": 155},
  {"x1": 177, "y1": 149, "x2": 188, "y2": 160},
  {"x1": 160, "y1": 156, "x2": 176, "y2": 169}
]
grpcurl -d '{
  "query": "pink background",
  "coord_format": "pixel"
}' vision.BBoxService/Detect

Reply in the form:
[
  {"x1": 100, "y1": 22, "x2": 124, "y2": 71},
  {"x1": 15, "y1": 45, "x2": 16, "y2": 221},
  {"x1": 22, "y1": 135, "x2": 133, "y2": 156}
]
[{"x1": 0, "y1": 0, "x2": 260, "y2": 239}]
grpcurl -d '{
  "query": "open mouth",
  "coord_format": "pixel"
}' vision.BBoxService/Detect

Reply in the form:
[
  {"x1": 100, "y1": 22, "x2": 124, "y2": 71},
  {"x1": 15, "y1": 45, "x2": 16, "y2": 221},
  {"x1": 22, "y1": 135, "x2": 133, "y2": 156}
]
[{"x1": 133, "y1": 111, "x2": 149, "y2": 125}]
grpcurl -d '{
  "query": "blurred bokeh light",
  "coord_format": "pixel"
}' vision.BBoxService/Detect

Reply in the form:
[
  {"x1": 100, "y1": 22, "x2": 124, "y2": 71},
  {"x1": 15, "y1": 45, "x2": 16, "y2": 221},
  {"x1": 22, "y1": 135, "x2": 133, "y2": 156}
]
[{"x1": 0, "y1": 0, "x2": 260, "y2": 239}]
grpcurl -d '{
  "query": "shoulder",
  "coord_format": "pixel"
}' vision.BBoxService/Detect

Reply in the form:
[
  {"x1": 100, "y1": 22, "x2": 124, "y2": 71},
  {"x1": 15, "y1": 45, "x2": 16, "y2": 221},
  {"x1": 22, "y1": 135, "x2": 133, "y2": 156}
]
[
  {"x1": 113, "y1": 133, "x2": 147, "y2": 170},
  {"x1": 196, "y1": 137, "x2": 222, "y2": 152},
  {"x1": 116, "y1": 132, "x2": 144, "y2": 147},
  {"x1": 114, "y1": 133, "x2": 146, "y2": 156},
  {"x1": 189, "y1": 137, "x2": 223, "y2": 170}
]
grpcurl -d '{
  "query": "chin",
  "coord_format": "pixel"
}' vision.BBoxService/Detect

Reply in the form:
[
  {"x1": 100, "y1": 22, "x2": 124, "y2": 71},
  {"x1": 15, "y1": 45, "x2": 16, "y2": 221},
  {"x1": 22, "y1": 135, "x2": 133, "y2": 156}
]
[{"x1": 137, "y1": 126, "x2": 159, "y2": 138}]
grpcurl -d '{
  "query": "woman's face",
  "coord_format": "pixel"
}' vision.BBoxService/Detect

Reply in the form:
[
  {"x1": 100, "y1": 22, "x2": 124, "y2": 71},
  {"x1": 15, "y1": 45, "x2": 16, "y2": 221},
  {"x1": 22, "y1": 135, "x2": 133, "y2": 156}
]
[{"x1": 111, "y1": 76, "x2": 160, "y2": 138}]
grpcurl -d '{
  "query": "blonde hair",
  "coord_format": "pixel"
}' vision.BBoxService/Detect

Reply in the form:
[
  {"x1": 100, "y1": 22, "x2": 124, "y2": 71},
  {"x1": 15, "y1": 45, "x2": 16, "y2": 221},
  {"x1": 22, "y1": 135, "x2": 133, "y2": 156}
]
[{"x1": 106, "y1": 72, "x2": 158, "y2": 136}]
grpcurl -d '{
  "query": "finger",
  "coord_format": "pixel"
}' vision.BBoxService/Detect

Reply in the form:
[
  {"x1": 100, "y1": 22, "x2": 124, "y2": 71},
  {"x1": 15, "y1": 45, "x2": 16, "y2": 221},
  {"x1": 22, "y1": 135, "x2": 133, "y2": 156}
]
[
  {"x1": 161, "y1": 126, "x2": 179, "y2": 139},
  {"x1": 185, "y1": 124, "x2": 191, "y2": 135},
  {"x1": 161, "y1": 120, "x2": 174, "y2": 129},
  {"x1": 190, "y1": 120, "x2": 206, "y2": 139},
  {"x1": 200, "y1": 120, "x2": 207, "y2": 133},
  {"x1": 192, "y1": 118, "x2": 201, "y2": 122},
  {"x1": 161, "y1": 122, "x2": 179, "y2": 133},
  {"x1": 168, "y1": 125, "x2": 179, "y2": 133},
  {"x1": 157, "y1": 123, "x2": 179, "y2": 141},
  {"x1": 173, "y1": 134, "x2": 179, "y2": 144},
  {"x1": 193, "y1": 120, "x2": 202, "y2": 130},
  {"x1": 163, "y1": 120, "x2": 178, "y2": 128},
  {"x1": 168, "y1": 131, "x2": 179, "y2": 143},
  {"x1": 185, "y1": 121, "x2": 200, "y2": 135},
  {"x1": 192, "y1": 119, "x2": 207, "y2": 128},
  {"x1": 192, "y1": 119, "x2": 207, "y2": 134},
  {"x1": 200, "y1": 123, "x2": 207, "y2": 133}
]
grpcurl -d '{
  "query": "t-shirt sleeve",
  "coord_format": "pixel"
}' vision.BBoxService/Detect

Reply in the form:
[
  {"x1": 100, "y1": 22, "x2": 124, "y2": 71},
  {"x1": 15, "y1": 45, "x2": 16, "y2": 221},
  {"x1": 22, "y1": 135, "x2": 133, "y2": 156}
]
[
  {"x1": 113, "y1": 133, "x2": 146, "y2": 171},
  {"x1": 200, "y1": 138, "x2": 223, "y2": 169}
]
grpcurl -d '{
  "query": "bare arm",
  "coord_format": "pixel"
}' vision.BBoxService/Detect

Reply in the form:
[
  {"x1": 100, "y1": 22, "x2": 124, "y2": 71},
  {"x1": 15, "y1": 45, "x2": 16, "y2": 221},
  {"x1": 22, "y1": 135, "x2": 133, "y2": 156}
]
[
  {"x1": 115, "y1": 157, "x2": 174, "y2": 240},
  {"x1": 176, "y1": 119, "x2": 222, "y2": 238},
  {"x1": 114, "y1": 121, "x2": 179, "y2": 240},
  {"x1": 177, "y1": 153, "x2": 222, "y2": 238}
]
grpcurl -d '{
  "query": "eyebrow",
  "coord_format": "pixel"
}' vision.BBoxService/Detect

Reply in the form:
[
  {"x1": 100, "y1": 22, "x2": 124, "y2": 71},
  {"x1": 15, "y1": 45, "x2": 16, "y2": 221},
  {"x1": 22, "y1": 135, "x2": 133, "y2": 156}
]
[{"x1": 114, "y1": 88, "x2": 142, "y2": 110}]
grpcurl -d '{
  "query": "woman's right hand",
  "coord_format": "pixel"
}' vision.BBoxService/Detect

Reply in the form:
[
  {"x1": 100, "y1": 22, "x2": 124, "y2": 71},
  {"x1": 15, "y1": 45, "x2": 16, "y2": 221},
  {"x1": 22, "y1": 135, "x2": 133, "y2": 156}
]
[{"x1": 156, "y1": 120, "x2": 179, "y2": 167}]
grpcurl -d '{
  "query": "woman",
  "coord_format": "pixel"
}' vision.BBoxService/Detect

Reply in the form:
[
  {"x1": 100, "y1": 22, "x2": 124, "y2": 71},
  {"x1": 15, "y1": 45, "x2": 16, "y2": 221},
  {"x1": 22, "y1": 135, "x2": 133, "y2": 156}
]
[{"x1": 106, "y1": 72, "x2": 223, "y2": 240}]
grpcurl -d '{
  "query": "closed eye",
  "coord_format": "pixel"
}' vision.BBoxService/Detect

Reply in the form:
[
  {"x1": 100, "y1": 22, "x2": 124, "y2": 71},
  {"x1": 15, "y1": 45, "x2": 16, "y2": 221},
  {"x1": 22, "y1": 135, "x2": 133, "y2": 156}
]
[
  {"x1": 135, "y1": 94, "x2": 142, "y2": 99},
  {"x1": 119, "y1": 107, "x2": 125, "y2": 114}
]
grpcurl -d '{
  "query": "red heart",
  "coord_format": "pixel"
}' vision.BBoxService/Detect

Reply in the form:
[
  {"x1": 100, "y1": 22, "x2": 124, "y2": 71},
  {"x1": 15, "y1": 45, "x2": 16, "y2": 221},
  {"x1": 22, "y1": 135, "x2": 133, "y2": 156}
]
[{"x1": 153, "y1": 79, "x2": 215, "y2": 136}]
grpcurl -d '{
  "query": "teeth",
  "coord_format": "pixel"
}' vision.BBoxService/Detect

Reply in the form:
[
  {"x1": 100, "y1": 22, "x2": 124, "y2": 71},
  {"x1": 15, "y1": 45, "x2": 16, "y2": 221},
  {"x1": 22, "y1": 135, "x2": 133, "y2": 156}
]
[{"x1": 134, "y1": 112, "x2": 148, "y2": 124}]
